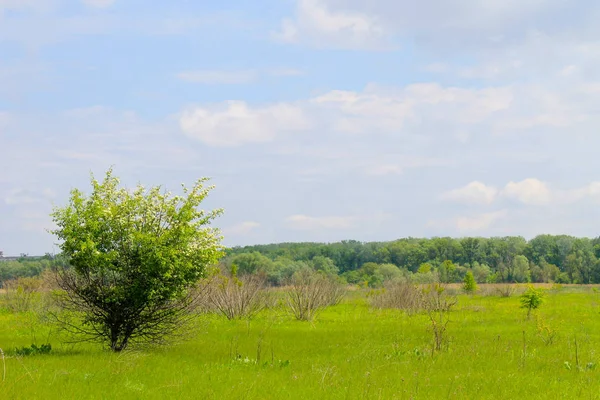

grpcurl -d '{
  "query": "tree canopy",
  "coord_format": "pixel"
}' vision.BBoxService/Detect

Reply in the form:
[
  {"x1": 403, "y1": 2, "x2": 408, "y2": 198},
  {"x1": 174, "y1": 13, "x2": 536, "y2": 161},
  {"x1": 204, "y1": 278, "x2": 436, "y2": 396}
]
[{"x1": 50, "y1": 169, "x2": 223, "y2": 351}]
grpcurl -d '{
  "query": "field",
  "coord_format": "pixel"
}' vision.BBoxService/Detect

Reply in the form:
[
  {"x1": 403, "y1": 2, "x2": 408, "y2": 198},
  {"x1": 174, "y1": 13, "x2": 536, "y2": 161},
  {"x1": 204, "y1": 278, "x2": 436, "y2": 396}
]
[{"x1": 2, "y1": 285, "x2": 600, "y2": 399}]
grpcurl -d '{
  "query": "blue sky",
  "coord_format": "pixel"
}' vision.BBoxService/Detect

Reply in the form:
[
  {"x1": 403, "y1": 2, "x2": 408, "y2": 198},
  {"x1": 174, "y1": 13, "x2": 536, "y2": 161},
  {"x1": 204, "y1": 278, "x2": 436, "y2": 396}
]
[{"x1": 2, "y1": 0, "x2": 600, "y2": 255}]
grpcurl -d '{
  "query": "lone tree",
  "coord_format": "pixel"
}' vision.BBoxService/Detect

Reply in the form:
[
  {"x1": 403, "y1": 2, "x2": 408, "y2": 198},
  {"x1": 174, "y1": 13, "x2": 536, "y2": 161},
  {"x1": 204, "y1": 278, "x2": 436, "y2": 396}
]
[
  {"x1": 462, "y1": 270, "x2": 477, "y2": 293},
  {"x1": 520, "y1": 285, "x2": 544, "y2": 319},
  {"x1": 50, "y1": 169, "x2": 223, "y2": 351}
]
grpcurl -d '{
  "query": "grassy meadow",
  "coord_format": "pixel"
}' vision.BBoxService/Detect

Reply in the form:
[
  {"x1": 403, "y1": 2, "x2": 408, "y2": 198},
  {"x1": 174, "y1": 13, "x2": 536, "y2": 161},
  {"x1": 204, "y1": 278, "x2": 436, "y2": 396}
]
[{"x1": 2, "y1": 285, "x2": 600, "y2": 399}]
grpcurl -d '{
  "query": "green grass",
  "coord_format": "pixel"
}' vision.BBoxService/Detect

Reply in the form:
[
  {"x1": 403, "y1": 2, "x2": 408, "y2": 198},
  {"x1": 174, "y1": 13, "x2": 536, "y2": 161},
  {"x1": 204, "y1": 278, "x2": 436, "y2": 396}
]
[{"x1": 2, "y1": 287, "x2": 600, "y2": 399}]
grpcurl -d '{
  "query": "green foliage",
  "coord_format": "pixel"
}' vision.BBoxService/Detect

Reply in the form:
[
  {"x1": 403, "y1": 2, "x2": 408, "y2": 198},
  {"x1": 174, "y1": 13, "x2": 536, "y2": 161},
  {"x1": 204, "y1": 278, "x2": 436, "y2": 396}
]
[
  {"x1": 311, "y1": 256, "x2": 339, "y2": 276},
  {"x1": 556, "y1": 272, "x2": 571, "y2": 284},
  {"x1": 14, "y1": 343, "x2": 52, "y2": 356},
  {"x1": 267, "y1": 258, "x2": 311, "y2": 286},
  {"x1": 512, "y1": 255, "x2": 531, "y2": 283},
  {"x1": 342, "y1": 262, "x2": 409, "y2": 287},
  {"x1": 438, "y1": 260, "x2": 457, "y2": 283},
  {"x1": 462, "y1": 271, "x2": 477, "y2": 293},
  {"x1": 520, "y1": 285, "x2": 545, "y2": 318},
  {"x1": 230, "y1": 252, "x2": 273, "y2": 276},
  {"x1": 50, "y1": 168, "x2": 224, "y2": 351},
  {"x1": 472, "y1": 262, "x2": 491, "y2": 283},
  {"x1": 417, "y1": 263, "x2": 432, "y2": 274}
]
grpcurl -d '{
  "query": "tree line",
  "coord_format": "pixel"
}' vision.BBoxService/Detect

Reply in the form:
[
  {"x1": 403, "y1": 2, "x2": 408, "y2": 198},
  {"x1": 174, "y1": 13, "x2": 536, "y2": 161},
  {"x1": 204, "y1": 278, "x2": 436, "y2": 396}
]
[
  {"x1": 0, "y1": 254, "x2": 69, "y2": 284},
  {"x1": 225, "y1": 235, "x2": 600, "y2": 286},
  {"x1": 5, "y1": 235, "x2": 600, "y2": 288}
]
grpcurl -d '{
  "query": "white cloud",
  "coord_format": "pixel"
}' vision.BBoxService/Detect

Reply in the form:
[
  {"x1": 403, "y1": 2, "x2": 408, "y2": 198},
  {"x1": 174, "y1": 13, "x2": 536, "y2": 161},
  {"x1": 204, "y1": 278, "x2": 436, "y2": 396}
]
[
  {"x1": 179, "y1": 101, "x2": 310, "y2": 146},
  {"x1": 428, "y1": 209, "x2": 508, "y2": 233},
  {"x1": 442, "y1": 181, "x2": 498, "y2": 205},
  {"x1": 443, "y1": 179, "x2": 600, "y2": 207},
  {"x1": 502, "y1": 178, "x2": 552, "y2": 205},
  {"x1": 273, "y1": 0, "x2": 386, "y2": 49},
  {"x1": 81, "y1": 0, "x2": 116, "y2": 8},
  {"x1": 225, "y1": 221, "x2": 260, "y2": 236},
  {"x1": 179, "y1": 79, "x2": 600, "y2": 148},
  {"x1": 455, "y1": 210, "x2": 508, "y2": 232},
  {"x1": 274, "y1": 0, "x2": 580, "y2": 50},
  {"x1": 285, "y1": 214, "x2": 356, "y2": 230},
  {"x1": 177, "y1": 70, "x2": 257, "y2": 85},
  {"x1": 312, "y1": 83, "x2": 513, "y2": 134}
]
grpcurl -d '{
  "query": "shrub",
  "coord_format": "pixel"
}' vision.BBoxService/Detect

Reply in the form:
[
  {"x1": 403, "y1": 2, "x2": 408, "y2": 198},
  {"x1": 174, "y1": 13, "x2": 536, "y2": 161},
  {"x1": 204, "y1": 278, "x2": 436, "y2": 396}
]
[
  {"x1": 286, "y1": 268, "x2": 345, "y2": 321},
  {"x1": 422, "y1": 284, "x2": 457, "y2": 352},
  {"x1": 520, "y1": 285, "x2": 544, "y2": 318},
  {"x1": 370, "y1": 282, "x2": 457, "y2": 317},
  {"x1": 203, "y1": 271, "x2": 269, "y2": 320},
  {"x1": 536, "y1": 315, "x2": 558, "y2": 346},
  {"x1": 50, "y1": 169, "x2": 224, "y2": 351},
  {"x1": 370, "y1": 282, "x2": 423, "y2": 314},
  {"x1": 373, "y1": 283, "x2": 459, "y2": 352},
  {"x1": 463, "y1": 271, "x2": 477, "y2": 293},
  {"x1": 421, "y1": 283, "x2": 457, "y2": 313},
  {"x1": 496, "y1": 284, "x2": 515, "y2": 298},
  {"x1": 2, "y1": 277, "x2": 44, "y2": 312},
  {"x1": 14, "y1": 343, "x2": 52, "y2": 356}
]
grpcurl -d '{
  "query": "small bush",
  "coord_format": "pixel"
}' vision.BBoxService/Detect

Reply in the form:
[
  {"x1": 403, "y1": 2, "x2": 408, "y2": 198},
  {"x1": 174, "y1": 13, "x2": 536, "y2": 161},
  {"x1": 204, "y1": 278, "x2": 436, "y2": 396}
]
[
  {"x1": 496, "y1": 284, "x2": 515, "y2": 298},
  {"x1": 370, "y1": 282, "x2": 423, "y2": 314},
  {"x1": 203, "y1": 271, "x2": 269, "y2": 320},
  {"x1": 463, "y1": 271, "x2": 477, "y2": 293},
  {"x1": 2, "y1": 277, "x2": 44, "y2": 312},
  {"x1": 370, "y1": 282, "x2": 457, "y2": 313},
  {"x1": 14, "y1": 343, "x2": 52, "y2": 356},
  {"x1": 536, "y1": 316, "x2": 558, "y2": 346},
  {"x1": 286, "y1": 269, "x2": 345, "y2": 321},
  {"x1": 520, "y1": 285, "x2": 544, "y2": 318},
  {"x1": 422, "y1": 284, "x2": 457, "y2": 352}
]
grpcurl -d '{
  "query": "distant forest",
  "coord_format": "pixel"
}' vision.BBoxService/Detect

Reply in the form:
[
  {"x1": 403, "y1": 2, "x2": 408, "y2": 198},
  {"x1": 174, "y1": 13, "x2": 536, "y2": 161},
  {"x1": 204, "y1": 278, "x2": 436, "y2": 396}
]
[
  {"x1": 0, "y1": 254, "x2": 69, "y2": 284},
  {"x1": 225, "y1": 235, "x2": 600, "y2": 286},
  {"x1": 3, "y1": 235, "x2": 600, "y2": 286}
]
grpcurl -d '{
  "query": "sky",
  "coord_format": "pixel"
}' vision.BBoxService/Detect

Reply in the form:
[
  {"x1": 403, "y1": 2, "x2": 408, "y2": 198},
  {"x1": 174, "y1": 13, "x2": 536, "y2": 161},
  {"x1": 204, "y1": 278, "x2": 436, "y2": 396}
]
[{"x1": 2, "y1": 0, "x2": 600, "y2": 256}]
